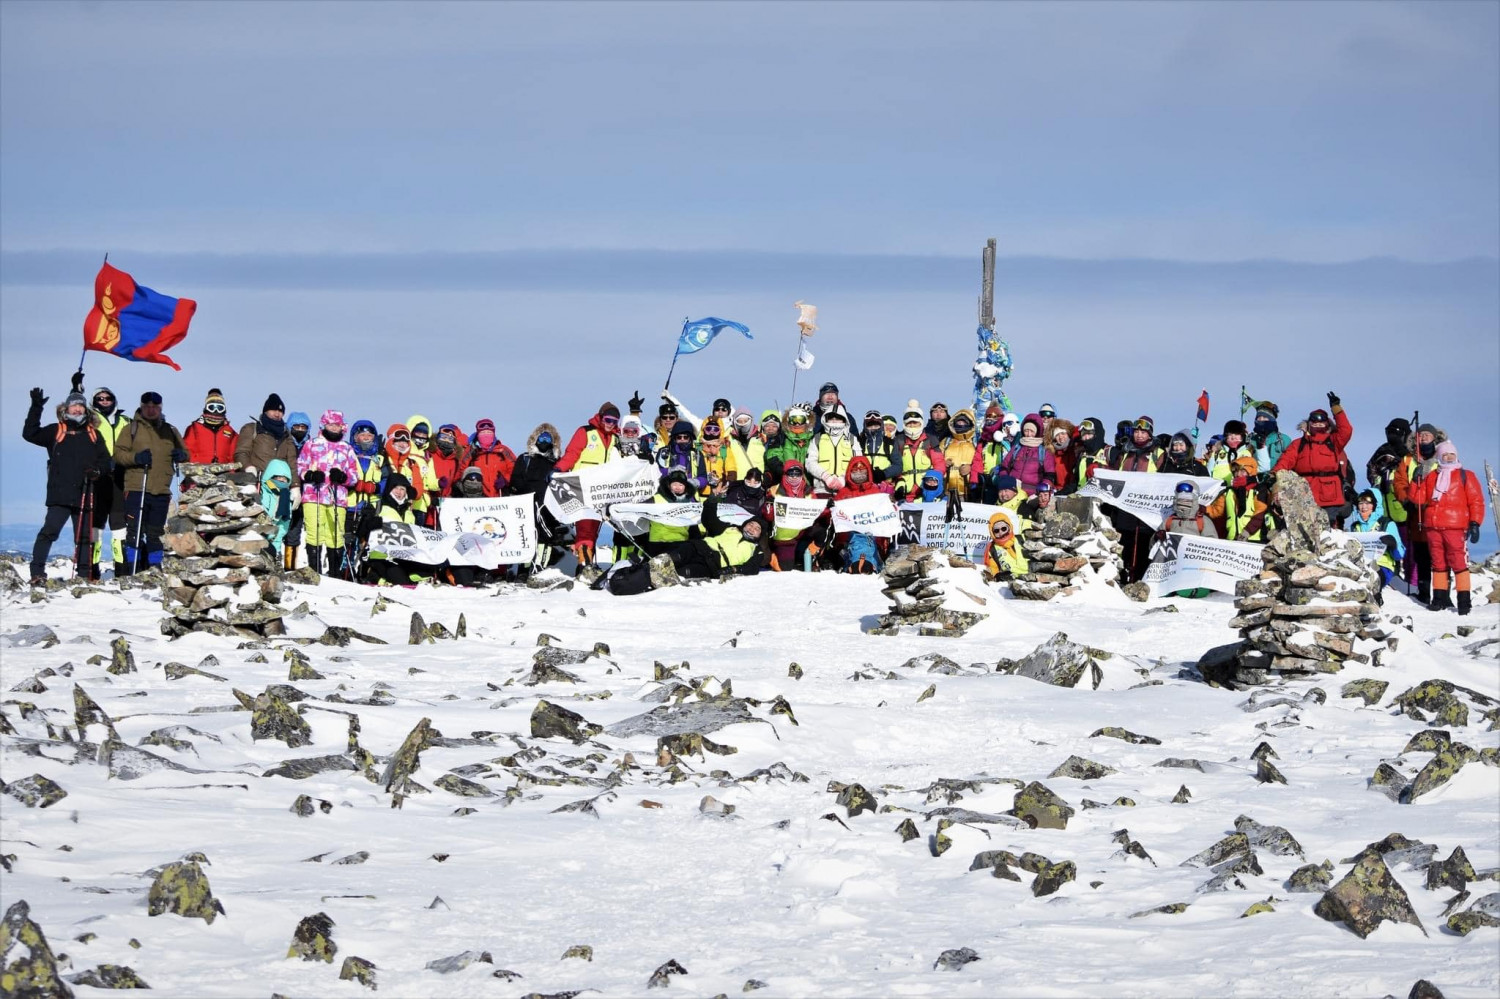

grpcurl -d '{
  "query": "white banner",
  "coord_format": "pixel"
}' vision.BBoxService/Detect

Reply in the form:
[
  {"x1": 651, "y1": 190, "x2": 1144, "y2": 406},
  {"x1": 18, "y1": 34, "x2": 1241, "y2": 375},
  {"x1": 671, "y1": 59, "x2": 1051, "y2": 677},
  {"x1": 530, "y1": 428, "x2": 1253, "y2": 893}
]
[
  {"x1": 369, "y1": 519, "x2": 536, "y2": 568},
  {"x1": 831, "y1": 493, "x2": 901, "y2": 538},
  {"x1": 795, "y1": 339, "x2": 815, "y2": 371},
  {"x1": 1143, "y1": 533, "x2": 1264, "y2": 596},
  {"x1": 439, "y1": 495, "x2": 536, "y2": 548},
  {"x1": 1080, "y1": 470, "x2": 1224, "y2": 529},
  {"x1": 1332, "y1": 530, "x2": 1388, "y2": 565},
  {"x1": 773, "y1": 495, "x2": 827, "y2": 532},
  {"x1": 895, "y1": 500, "x2": 1005, "y2": 562},
  {"x1": 543, "y1": 459, "x2": 659, "y2": 524},
  {"x1": 609, "y1": 501, "x2": 703, "y2": 537}
]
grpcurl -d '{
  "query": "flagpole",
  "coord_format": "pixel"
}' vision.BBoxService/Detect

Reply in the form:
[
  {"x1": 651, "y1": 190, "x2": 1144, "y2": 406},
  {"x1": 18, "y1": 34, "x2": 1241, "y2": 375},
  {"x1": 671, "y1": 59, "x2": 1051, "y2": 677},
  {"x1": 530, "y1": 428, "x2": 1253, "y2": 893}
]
[
  {"x1": 664, "y1": 317, "x2": 687, "y2": 393},
  {"x1": 790, "y1": 334, "x2": 803, "y2": 405}
]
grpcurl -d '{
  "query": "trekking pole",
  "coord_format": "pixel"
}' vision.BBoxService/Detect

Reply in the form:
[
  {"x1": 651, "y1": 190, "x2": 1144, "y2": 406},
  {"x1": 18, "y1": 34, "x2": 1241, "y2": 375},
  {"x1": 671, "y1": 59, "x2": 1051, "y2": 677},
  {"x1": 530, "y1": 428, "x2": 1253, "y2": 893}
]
[
  {"x1": 73, "y1": 479, "x2": 93, "y2": 580},
  {"x1": 132, "y1": 465, "x2": 149, "y2": 574}
]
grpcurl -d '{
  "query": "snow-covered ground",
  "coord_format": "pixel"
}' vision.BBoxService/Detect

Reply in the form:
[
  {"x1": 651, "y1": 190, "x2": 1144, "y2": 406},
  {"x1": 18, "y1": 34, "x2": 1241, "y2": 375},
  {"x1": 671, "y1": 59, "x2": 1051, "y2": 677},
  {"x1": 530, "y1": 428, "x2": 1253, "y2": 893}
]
[{"x1": 2, "y1": 562, "x2": 1497, "y2": 998}]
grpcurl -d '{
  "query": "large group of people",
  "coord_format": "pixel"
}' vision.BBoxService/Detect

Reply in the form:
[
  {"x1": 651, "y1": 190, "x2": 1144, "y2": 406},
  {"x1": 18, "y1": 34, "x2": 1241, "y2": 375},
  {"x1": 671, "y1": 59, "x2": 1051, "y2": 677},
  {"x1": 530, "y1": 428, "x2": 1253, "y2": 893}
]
[{"x1": 22, "y1": 376, "x2": 1487, "y2": 615}]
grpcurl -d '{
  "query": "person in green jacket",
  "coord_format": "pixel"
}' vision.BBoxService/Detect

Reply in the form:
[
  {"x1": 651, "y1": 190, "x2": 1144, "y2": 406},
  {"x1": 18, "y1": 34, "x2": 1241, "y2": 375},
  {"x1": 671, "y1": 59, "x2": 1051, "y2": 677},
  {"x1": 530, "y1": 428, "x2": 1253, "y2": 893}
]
[
  {"x1": 765, "y1": 405, "x2": 813, "y2": 485},
  {"x1": 663, "y1": 497, "x2": 768, "y2": 579}
]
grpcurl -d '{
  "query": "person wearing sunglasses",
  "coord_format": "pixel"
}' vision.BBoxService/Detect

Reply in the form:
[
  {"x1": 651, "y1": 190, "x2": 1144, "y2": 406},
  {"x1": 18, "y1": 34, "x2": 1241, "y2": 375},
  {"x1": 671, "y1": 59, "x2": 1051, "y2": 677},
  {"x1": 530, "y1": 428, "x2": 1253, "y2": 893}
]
[
  {"x1": 982, "y1": 510, "x2": 1028, "y2": 580},
  {"x1": 765, "y1": 405, "x2": 814, "y2": 485},
  {"x1": 655, "y1": 420, "x2": 710, "y2": 493},
  {"x1": 554, "y1": 401, "x2": 624, "y2": 566},
  {"x1": 87, "y1": 386, "x2": 131, "y2": 578},
  {"x1": 696, "y1": 416, "x2": 740, "y2": 494},
  {"x1": 183, "y1": 387, "x2": 240, "y2": 465},
  {"x1": 890, "y1": 401, "x2": 947, "y2": 501}
]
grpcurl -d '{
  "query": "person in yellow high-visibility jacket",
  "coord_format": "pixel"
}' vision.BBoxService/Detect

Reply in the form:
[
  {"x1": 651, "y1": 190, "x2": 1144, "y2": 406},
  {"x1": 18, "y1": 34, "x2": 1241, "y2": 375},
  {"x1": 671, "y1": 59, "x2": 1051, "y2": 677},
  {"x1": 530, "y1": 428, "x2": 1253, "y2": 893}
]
[{"x1": 555, "y1": 402, "x2": 622, "y2": 565}]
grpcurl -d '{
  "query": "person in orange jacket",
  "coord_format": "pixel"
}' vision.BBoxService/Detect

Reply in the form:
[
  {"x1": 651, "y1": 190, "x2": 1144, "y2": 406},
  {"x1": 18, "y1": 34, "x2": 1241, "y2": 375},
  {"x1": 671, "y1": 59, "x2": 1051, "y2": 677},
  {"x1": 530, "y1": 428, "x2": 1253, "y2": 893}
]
[
  {"x1": 468, "y1": 418, "x2": 517, "y2": 497},
  {"x1": 1272, "y1": 392, "x2": 1354, "y2": 527},
  {"x1": 1408, "y1": 439, "x2": 1486, "y2": 615},
  {"x1": 554, "y1": 402, "x2": 621, "y2": 565},
  {"x1": 182, "y1": 388, "x2": 238, "y2": 465}
]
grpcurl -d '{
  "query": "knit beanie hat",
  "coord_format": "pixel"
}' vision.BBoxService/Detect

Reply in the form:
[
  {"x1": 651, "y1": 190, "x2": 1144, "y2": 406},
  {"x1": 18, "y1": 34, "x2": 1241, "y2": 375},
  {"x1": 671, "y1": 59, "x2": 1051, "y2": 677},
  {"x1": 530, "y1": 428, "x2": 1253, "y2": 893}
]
[
  {"x1": 995, "y1": 475, "x2": 1019, "y2": 492},
  {"x1": 818, "y1": 382, "x2": 839, "y2": 397},
  {"x1": 599, "y1": 402, "x2": 620, "y2": 419},
  {"x1": 263, "y1": 393, "x2": 285, "y2": 413},
  {"x1": 64, "y1": 391, "x2": 89, "y2": 409},
  {"x1": 1222, "y1": 419, "x2": 1247, "y2": 437},
  {"x1": 204, "y1": 387, "x2": 226, "y2": 410},
  {"x1": 903, "y1": 399, "x2": 923, "y2": 423}
]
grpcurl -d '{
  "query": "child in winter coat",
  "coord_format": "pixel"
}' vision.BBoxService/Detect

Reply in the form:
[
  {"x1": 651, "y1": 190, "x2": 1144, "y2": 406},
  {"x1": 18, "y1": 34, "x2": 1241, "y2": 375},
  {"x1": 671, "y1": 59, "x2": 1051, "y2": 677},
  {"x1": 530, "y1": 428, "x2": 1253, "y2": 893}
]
[
  {"x1": 1409, "y1": 440, "x2": 1486, "y2": 615},
  {"x1": 296, "y1": 409, "x2": 361, "y2": 577},
  {"x1": 1349, "y1": 489, "x2": 1404, "y2": 602},
  {"x1": 259, "y1": 459, "x2": 297, "y2": 558},
  {"x1": 832, "y1": 456, "x2": 889, "y2": 573}
]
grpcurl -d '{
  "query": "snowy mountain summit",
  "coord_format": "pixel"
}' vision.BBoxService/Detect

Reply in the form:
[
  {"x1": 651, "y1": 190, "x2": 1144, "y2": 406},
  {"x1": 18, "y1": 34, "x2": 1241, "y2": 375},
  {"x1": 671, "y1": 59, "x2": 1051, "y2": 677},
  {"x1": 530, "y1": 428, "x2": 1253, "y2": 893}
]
[{"x1": 1, "y1": 550, "x2": 1497, "y2": 998}]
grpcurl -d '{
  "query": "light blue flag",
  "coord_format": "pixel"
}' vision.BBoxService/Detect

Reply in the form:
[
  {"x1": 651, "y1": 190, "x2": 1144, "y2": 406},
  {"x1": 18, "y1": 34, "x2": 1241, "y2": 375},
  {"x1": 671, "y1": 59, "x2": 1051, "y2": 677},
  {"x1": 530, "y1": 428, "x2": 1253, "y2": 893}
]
[{"x1": 676, "y1": 317, "x2": 752, "y2": 357}]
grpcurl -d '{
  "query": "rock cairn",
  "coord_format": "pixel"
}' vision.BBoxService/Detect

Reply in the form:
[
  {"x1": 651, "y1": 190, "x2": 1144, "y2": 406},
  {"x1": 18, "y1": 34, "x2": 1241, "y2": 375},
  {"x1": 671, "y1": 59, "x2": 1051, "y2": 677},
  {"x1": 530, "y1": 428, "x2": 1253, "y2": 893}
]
[
  {"x1": 1011, "y1": 497, "x2": 1123, "y2": 601},
  {"x1": 867, "y1": 545, "x2": 990, "y2": 637},
  {"x1": 1204, "y1": 472, "x2": 1389, "y2": 687},
  {"x1": 160, "y1": 462, "x2": 298, "y2": 639}
]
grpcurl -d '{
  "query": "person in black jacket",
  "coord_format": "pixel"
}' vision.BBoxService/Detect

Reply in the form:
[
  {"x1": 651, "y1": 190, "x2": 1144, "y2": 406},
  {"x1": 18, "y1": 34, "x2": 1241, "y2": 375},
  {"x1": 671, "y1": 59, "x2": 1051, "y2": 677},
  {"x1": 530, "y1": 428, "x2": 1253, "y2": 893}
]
[{"x1": 24, "y1": 386, "x2": 111, "y2": 585}]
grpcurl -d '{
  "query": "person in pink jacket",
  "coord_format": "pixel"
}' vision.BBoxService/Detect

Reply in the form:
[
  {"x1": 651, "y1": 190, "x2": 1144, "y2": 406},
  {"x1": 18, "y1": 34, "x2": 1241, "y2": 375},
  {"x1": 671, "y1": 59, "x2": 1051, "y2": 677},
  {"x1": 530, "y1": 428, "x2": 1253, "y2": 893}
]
[{"x1": 296, "y1": 409, "x2": 360, "y2": 577}]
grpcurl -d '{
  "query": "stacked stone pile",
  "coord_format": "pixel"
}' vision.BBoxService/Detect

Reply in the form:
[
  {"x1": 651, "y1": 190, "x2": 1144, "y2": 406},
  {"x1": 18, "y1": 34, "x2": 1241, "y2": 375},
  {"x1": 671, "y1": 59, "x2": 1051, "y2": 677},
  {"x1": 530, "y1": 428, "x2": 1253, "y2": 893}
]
[
  {"x1": 867, "y1": 545, "x2": 990, "y2": 637},
  {"x1": 1011, "y1": 497, "x2": 1124, "y2": 601},
  {"x1": 160, "y1": 462, "x2": 300, "y2": 639},
  {"x1": 1204, "y1": 472, "x2": 1390, "y2": 687}
]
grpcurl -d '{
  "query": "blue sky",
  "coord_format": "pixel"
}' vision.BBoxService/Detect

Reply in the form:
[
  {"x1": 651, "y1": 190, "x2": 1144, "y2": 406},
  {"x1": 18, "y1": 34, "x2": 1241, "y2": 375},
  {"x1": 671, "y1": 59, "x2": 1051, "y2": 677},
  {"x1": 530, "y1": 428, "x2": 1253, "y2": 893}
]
[{"x1": 2, "y1": 1, "x2": 1497, "y2": 532}]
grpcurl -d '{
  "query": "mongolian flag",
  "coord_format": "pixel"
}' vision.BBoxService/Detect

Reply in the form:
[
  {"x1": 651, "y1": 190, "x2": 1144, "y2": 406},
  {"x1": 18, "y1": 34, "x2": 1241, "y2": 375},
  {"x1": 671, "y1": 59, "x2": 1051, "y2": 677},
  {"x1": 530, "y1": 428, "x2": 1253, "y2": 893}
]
[
  {"x1": 83, "y1": 263, "x2": 197, "y2": 371},
  {"x1": 1196, "y1": 390, "x2": 1210, "y2": 424}
]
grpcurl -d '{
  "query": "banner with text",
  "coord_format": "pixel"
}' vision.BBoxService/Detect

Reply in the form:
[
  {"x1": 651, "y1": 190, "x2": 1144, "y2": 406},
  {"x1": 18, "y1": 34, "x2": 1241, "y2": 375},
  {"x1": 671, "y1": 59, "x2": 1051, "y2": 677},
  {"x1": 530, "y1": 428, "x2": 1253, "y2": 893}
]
[
  {"x1": 1331, "y1": 530, "x2": 1388, "y2": 565},
  {"x1": 543, "y1": 460, "x2": 659, "y2": 524},
  {"x1": 369, "y1": 519, "x2": 536, "y2": 568},
  {"x1": 772, "y1": 496, "x2": 828, "y2": 533},
  {"x1": 438, "y1": 496, "x2": 539, "y2": 563},
  {"x1": 1143, "y1": 533, "x2": 1264, "y2": 596},
  {"x1": 894, "y1": 500, "x2": 1004, "y2": 562},
  {"x1": 1080, "y1": 469, "x2": 1224, "y2": 529},
  {"x1": 830, "y1": 493, "x2": 901, "y2": 538}
]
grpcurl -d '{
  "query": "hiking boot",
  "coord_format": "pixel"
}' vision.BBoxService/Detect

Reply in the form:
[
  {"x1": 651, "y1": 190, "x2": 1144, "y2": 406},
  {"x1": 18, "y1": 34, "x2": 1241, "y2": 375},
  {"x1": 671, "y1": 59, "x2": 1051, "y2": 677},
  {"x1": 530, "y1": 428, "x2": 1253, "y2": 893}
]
[
  {"x1": 648, "y1": 554, "x2": 681, "y2": 589},
  {"x1": 1428, "y1": 589, "x2": 1453, "y2": 611},
  {"x1": 29, "y1": 575, "x2": 46, "y2": 588},
  {"x1": 1456, "y1": 590, "x2": 1471, "y2": 616}
]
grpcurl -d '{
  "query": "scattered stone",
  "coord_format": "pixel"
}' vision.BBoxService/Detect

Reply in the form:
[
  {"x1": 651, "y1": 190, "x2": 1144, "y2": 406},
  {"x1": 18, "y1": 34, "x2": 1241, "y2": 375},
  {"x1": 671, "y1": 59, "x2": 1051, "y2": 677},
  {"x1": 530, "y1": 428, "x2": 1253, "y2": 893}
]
[
  {"x1": 147, "y1": 860, "x2": 224, "y2": 923},
  {"x1": 1314, "y1": 853, "x2": 1425, "y2": 938},
  {"x1": 1369, "y1": 762, "x2": 1411, "y2": 802},
  {"x1": 916, "y1": 684, "x2": 936, "y2": 703},
  {"x1": 1010, "y1": 781, "x2": 1074, "y2": 830},
  {"x1": 2, "y1": 775, "x2": 67, "y2": 809},
  {"x1": 340, "y1": 956, "x2": 377, "y2": 989},
  {"x1": 1241, "y1": 897, "x2": 1277, "y2": 917},
  {"x1": 245, "y1": 687, "x2": 312, "y2": 747},
  {"x1": 833, "y1": 782, "x2": 876, "y2": 818},
  {"x1": 435, "y1": 774, "x2": 495, "y2": 798},
  {"x1": 1, "y1": 900, "x2": 72, "y2": 998},
  {"x1": 1031, "y1": 859, "x2": 1076, "y2": 896},
  {"x1": 383, "y1": 717, "x2": 437, "y2": 806},
  {"x1": 1287, "y1": 861, "x2": 1334, "y2": 893},
  {"x1": 699, "y1": 796, "x2": 735, "y2": 817},
  {"x1": 289, "y1": 794, "x2": 332, "y2": 817},
  {"x1": 65, "y1": 964, "x2": 149, "y2": 989},
  {"x1": 1171, "y1": 785, "x2": 1192, "y2": 803},
  {"x1": 932, "y1": 947, "x2": 980, "y2": 971},
  {"x1": 647, "y1": 959, "x2": 687, "y2": 988},
  {"x1": 561, "y1": 944, "x2": 593, "y2": 962},
  {"x1": 1340, "y1": 679, "x2": 1389, "y2": 707},
  {"x1": 107, "y1": 636, "x2": 136, "y2": 675},
  {"x1": 1408, "y1": 981, "x2": 1445, "y2": 999},
  {"x1": 426, "y1": 950, "x2": 492, "y2": 973},
  {"x1": 1403, "y1": 729, "x2": 1451, "y2": 754},
  {"x1": 1235, "y1": 816, "x2": 1305, "y2": 858},
  {"x1": 1130, "y1": 902, "x2": 1189, "y2": 917},
  {"x1": 1408, "y1": 743, "x2": 1478, "y2": 802},
  {"x1": 1047, "y1": 755, "x2": 1118, "y2": 780},
  {"x1": 332, "y1": 852, "x2": 369, "y2": 865},
  {"x1": 1255, "y1": 758, "x2": 1288, "y2": 785},
  {"x1": 532, "y1": 700, "x2": 603, "y2": 744},
  {"x1": 995, "y1": 632, "x2": 1106, "y2": 689},
  {"x1": 1089, "y1": 726, "x2": 1161, "y2": 745},
  {"x1": 1426, "y1": 847, "x2": 1476, "y2": 892},
  {"x1": 287, "y1": 912, "x2": 336, "y2": 963},
  {"x1": 895, "y1": 818, "x2": 919, "y2": 843}
]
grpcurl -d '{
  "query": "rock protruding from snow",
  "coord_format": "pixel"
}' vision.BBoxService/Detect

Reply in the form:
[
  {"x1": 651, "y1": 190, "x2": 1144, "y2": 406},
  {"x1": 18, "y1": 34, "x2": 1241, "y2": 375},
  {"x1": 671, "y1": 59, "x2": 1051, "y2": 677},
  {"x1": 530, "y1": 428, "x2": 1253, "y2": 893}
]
[
  {"x1": 1, "y1": 899, "x2": 74, "y2": 999},
  {"x1": 160, "y1": 462, "x2": 292, "y2": 640},
  {"x1": 1203, "y1": 472, "x2": 1386, "y2": 688},
  {"x1": 996, "y1": 632, "x2": 1109, "y2": 690},
  {"x1": 866, "y1": 546, "x2": 989, "y2": 638},
  {"x1": 146, "y1": 859, "x2": 225, "y2": 924},
  {"x1": 1313, "y1": 852, "x2": 1425, "y2": 938},
  {"x1": 1011, "y1": 499, "x2": 1124, "y2": 601}
]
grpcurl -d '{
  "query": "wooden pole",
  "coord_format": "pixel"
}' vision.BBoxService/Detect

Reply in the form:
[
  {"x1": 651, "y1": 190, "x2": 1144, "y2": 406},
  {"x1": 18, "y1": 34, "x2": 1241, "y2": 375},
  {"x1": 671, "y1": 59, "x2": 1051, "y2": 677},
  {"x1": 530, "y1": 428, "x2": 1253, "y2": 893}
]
[{"x1": 979, "y1": 238, "x2": 996, "y2": 331}]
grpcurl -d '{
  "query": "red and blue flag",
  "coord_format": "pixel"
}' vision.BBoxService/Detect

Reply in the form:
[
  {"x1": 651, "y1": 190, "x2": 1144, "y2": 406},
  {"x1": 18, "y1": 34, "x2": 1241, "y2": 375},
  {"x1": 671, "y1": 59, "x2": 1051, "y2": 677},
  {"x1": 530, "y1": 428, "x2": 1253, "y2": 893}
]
[
  {"x1": 1196, "y1": 390, "x2": 1210, "y2": 424},
  {"x1": 82, "y1": 263, "x2": 196, "y2": 371}
]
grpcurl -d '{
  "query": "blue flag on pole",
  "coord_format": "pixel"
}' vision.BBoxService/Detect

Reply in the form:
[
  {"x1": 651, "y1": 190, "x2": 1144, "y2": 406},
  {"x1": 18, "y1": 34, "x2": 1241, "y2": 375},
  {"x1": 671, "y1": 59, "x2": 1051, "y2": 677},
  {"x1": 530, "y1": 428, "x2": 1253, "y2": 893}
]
[{"x1": 676, "y1": 317, "x2": 751, "y2": 357}]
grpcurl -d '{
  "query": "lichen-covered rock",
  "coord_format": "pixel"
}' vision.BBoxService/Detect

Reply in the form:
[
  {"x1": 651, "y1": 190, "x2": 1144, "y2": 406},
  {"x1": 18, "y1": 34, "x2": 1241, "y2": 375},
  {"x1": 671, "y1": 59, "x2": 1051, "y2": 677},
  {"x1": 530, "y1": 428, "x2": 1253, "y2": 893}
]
[
  {"x1": 381, "y1": 717, "x2": 437, "y2": 806},
  {"x1": 1426, "y1": 846, "x2": 1476, "y2": 892},
  {"x1": 1314, "y1": 853, "x2": 1425, "y2": 938},
  {"x1": 895, "y1": 818, "x2": 919, "y2": 842},
  {"x1": 1130, "y1": 902, "x2": 1190, "y2": 917},
  {"x1": 1184, "y1": 833, "x2": 1253, "y2": 869},
  {"x1": 932, "y1": 947, "x2": 980, "y2": 971},
  {"x1": 1403, "y1": 729, "x2": 1451, "y2": 754},
  {"x1": 1047, "y1": 755, "x2": 1117, "y2": 780},
  {"x1": 1340, "y1": 679, "x2": 1389, "y2": 707},
  {"x1": 1273, "y1": 471, "x2": 1328, "y2": 551},
  {"x1": 435, "y1": 774, "x2": 494, "y2": 798},
  {"x1": 287, "y1": 912, "x2": 336, "y2": 962},
  {"x1": 647, "y1": 958, "x2": 687, "y2": 989},
  {"x1": 1369, "y1": 762, "x2": 1411, "y2": 801},
  {"x1": 996, "y1": 632, "x2": 1104, "y2": 689},
  {"x1": 1240, "y1": 898, "x2": 1276, "y2": 918},
  {"x1": 65, "y1": 964, "x2": 149, "y2": 989},
  {"x1": 561, "y1": 944, "x2": 593, "y2": 962},
  {"x1": 339, "y1": 956, "x2": 376, "y2": 989},
  {"x1": 605, "y1": 698, "x2": 757, "y2": 738},
  {"x1": 1234, "y1": 816, "x2": 1304, "y2": 858},
  {"x1": 1256, "y1": 758, "x2": 1288, "y2": 785},
  {"x1": 246, "y1": 687, "x2": 312, "y2": 747},
  {"x1": 1287, "y1": 861, "x2": 1334, "y2": 893},
  {"x1": 1089, "y1": 727, "x2": 1161, "y2": 745},
  {"x1": 73, "y1": 684, "x2": 119, "y2": 742},
  {"x1": 107, "y1": 636, "x2": 136, "y2": 675},
  {"x1": 147, "y1": 860, "x2": 224, "y2": 923},
  {"x1": 531, "y1": 700, "x2": 602, "y2": 744},
  {"x1": 1407, "y1": 743, "x2": 1478, "y2": 802},
  {"x1": 1031, "y1": 859, "x2": 1076, "y2": 897},
  {"x1": 1446, "y1": 894, "x2": 1500, "y2": 935},
  {"x1": 1393, "y1": 680, "x2": 1471, "y2": 728},
  {"x1": 1, "y1": 900, "x2": 73, "y2": 998},
  {"x1": 1010, "y1": 781, "x2": 1074, "y2": 830},
  {"x1": 1171, "y1": 785, "x2": 1192, "y2": 803},
  {"x1": 1, "y1": 775, "x2": 67, "y2": 809},
  {"x1": 1408, "y1": 980, "x2": 1446, "y2": 999}
]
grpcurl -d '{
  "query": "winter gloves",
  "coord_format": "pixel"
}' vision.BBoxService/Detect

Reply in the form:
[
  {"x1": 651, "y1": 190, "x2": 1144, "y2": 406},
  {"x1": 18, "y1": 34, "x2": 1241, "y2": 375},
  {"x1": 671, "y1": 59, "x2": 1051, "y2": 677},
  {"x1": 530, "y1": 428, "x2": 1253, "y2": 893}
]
[
  {"x1": 328, "y1": 469, "x2": 348, "y2": 487},
  {"x1": 1326, "y1": 390, "x2": 1341, "y2": 410},
  {"x1": 1469, "y1": 523, "x2": 1481, "y2": 544},
  {"x1": 302, "y1": 470, "x2": 326, "y2": 487},
  {"x1": 29, "y1": 387, "x2": 46, "y2": 408},
  {"x1": 137, "y1": 450, "x2": 153, "y2": 469},
  {"x1": 628, "y1": 390, "x2": 645, "y2": 414},
  {"x1": 354, "y1": 481, "x2": 378, "y2": 495},
  {"x1": 170, "y1": 448, "x2": 189, "y2": 463}
]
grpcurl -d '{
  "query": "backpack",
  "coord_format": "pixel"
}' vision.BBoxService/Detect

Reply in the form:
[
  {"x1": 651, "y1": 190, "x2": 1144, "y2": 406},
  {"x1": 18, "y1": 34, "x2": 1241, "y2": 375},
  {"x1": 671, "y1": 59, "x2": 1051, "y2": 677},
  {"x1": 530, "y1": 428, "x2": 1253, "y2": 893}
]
[{"x1": 1296, "y1": 434, "x2": 1357, "y2": 504}]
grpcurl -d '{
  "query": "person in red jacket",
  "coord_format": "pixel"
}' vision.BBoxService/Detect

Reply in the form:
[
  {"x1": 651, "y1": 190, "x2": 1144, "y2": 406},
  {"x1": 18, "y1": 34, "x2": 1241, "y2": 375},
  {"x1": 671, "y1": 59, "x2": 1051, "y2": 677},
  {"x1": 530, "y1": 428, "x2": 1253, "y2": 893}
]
[
  {"x1": 182, "y1": 388, "x2": 238, "y2": 465},
  {"x1": 1409, "y1": 440, "x2": 1486, "y2": 615},
  {"x1": 427, "y1": 424, "x2": 470, "y2": 501},
  {"x1": 554, "y1": 402, "x2": 621, "y2": 566},
  {"x1": 833, "y1": 455, "x2": 892, "y2": 572},
  {"x1": 1272, "y1": 392, "x2": 1354, "y2": 527},
  {"x1": 468, "y1": 418, "x2": 517, "y2": 497}
]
